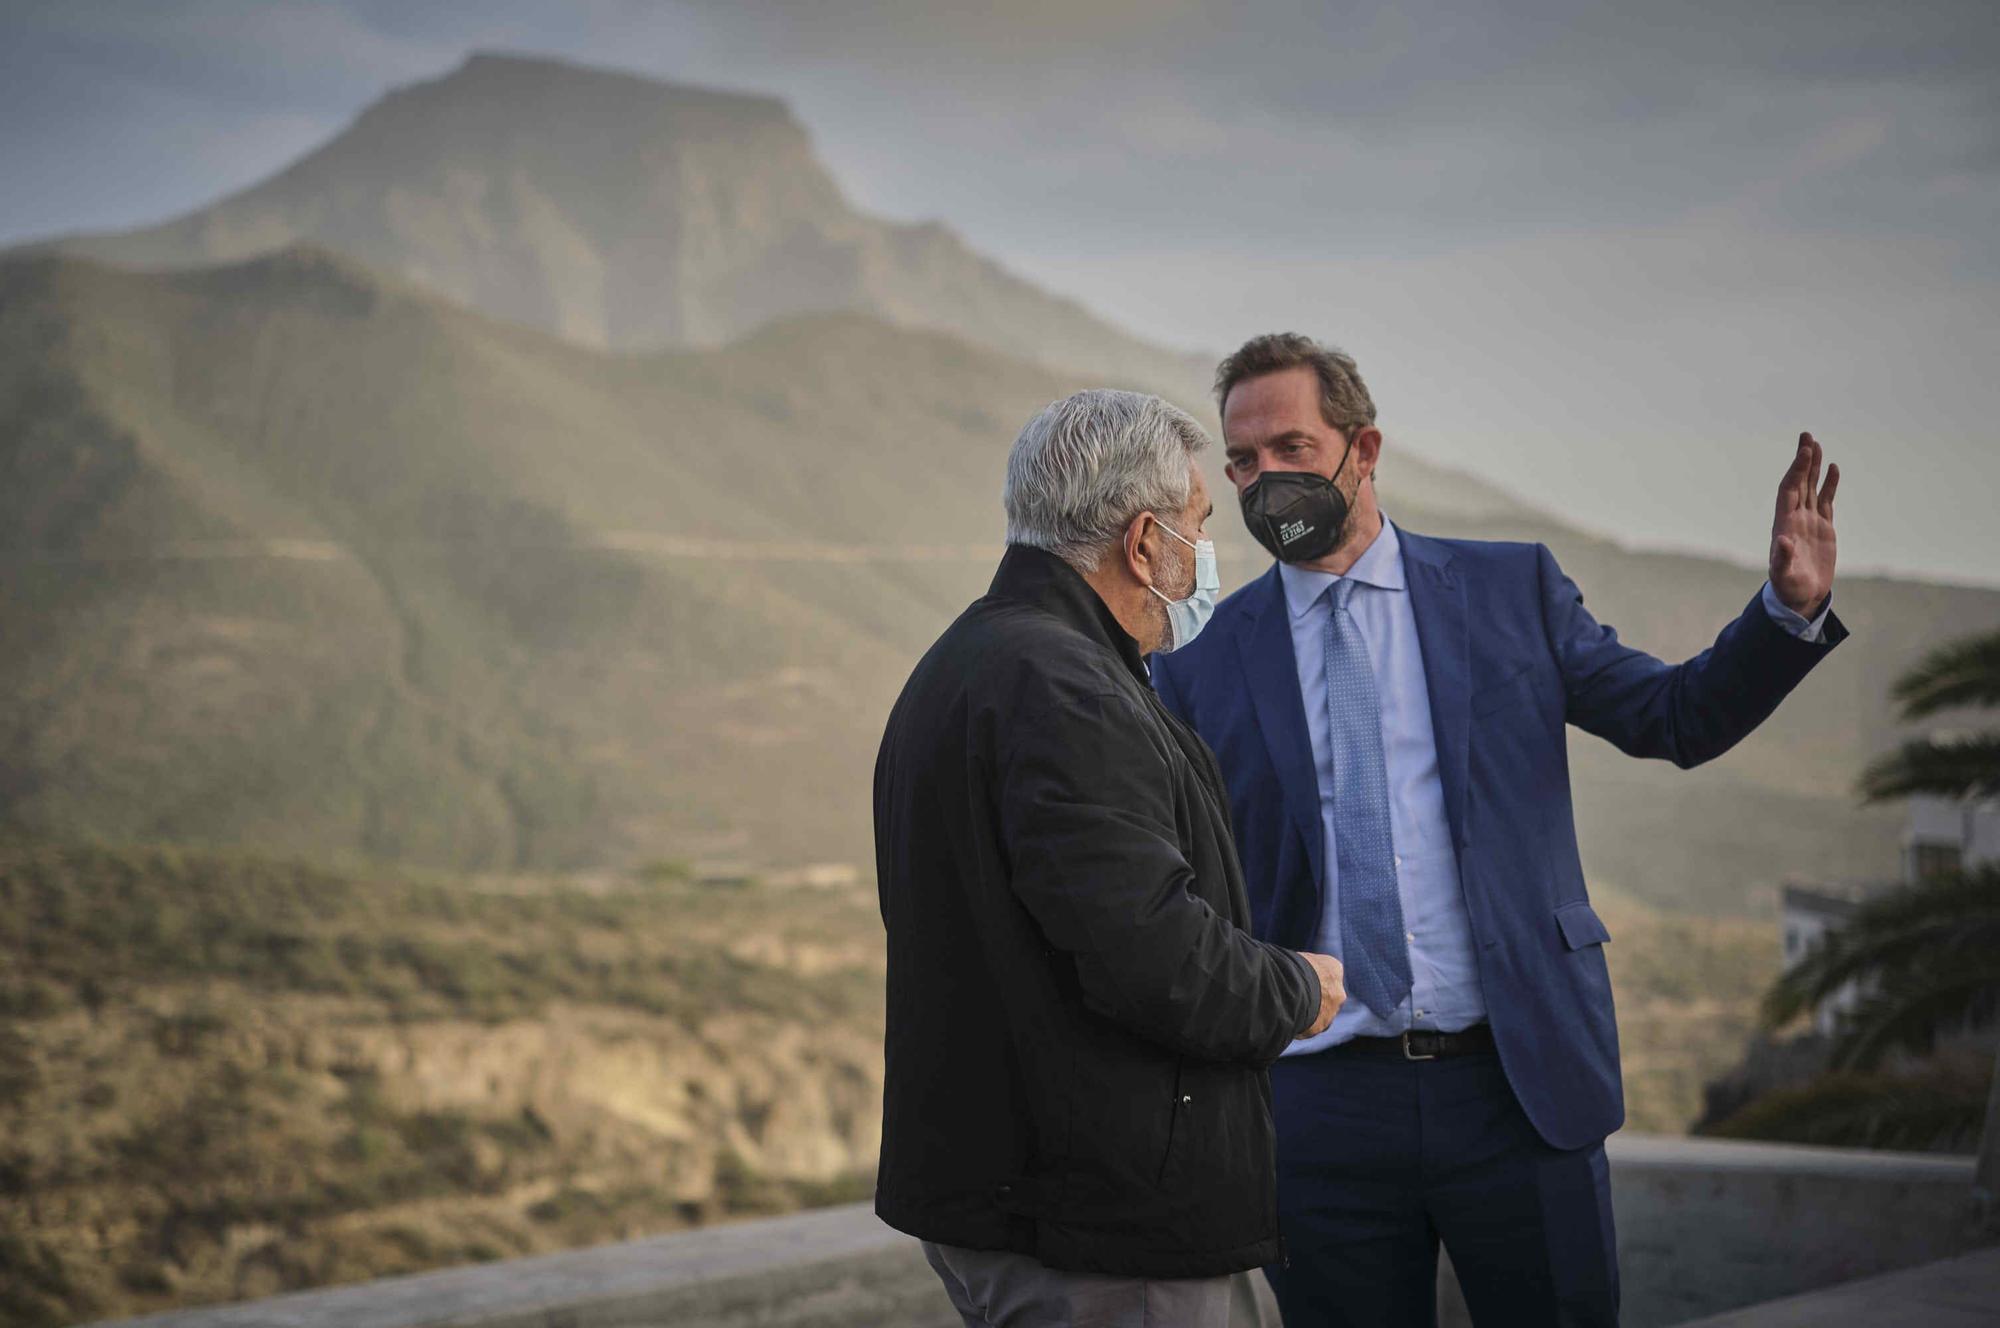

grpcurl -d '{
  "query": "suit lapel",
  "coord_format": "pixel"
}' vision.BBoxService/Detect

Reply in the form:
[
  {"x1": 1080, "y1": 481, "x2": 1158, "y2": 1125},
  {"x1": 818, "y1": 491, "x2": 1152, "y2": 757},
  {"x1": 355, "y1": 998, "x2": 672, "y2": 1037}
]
[
  {"x1": 1235, "y1": 566, "x2": 1326, "y2": 891},
  {"x1": 1401, "y1": 531, "x2": 1471, "y2": 850}
]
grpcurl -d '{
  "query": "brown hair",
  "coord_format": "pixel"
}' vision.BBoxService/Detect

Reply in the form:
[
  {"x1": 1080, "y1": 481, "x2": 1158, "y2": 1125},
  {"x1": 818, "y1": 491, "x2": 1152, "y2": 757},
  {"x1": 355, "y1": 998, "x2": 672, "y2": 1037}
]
[{"x1": 1214, "y1": 333, "x2": 1377, "y2": 434}]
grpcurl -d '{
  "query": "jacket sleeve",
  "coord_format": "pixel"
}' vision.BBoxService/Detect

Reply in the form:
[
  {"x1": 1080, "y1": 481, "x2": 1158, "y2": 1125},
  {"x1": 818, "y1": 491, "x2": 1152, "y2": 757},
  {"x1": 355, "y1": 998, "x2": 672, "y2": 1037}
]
[
  {"x1": 998, "y1": 691, "x2": 1319, "y2": 1065},
  {"x1": 1537, "y1": 543, "x2": 1847, "y2": 769}
]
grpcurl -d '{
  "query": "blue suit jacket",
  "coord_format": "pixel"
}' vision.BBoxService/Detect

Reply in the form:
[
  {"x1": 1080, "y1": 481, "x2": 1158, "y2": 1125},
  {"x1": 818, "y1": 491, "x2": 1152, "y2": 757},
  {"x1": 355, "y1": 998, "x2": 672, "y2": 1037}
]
[{"x1": 1151, "y1": 529, "x2": 1847, "y2": 1150}]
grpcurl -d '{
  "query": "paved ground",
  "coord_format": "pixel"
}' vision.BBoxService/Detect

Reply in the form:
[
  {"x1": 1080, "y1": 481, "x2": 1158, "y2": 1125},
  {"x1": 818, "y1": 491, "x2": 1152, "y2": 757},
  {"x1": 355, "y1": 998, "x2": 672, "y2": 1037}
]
[{"x1": 1678, "y1": 1245, "x2": 2000, "y2": 1327}]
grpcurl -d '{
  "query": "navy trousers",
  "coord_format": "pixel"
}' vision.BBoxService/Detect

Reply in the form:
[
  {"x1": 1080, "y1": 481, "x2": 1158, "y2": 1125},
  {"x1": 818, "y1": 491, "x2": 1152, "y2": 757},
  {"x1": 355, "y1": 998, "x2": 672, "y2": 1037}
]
[{"x1": 1265, "y1": 1045, "x2": 1619, "y2": 1327}]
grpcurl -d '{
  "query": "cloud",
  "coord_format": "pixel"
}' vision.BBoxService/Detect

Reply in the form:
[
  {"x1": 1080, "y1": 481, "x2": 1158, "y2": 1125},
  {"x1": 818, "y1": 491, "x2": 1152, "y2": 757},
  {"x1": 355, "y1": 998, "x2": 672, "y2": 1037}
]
[
  {"x1": 6, "y1": 0, "x2": 449, "y2": 108},
  {"x1": 0, "y1": 0, "x2": 462, "y2": 237},
  {"x1": 0, "y1": 0, "x2": 1992, "y2": 581}
]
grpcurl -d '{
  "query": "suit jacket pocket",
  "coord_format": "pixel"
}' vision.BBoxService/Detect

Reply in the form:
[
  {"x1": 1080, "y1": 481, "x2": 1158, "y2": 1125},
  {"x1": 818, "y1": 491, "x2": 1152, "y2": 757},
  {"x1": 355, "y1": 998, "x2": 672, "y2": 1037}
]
[{"x1": 1554, "y1": 899, "x2": 1612, "y2": 950}]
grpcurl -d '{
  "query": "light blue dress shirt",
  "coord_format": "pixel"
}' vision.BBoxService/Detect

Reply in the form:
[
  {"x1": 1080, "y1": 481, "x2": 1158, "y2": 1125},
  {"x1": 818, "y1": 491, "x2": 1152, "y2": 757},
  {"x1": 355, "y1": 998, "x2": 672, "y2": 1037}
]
[{"x1": 1280, "y1": 518, "x2": 1831, "y2": 1055}]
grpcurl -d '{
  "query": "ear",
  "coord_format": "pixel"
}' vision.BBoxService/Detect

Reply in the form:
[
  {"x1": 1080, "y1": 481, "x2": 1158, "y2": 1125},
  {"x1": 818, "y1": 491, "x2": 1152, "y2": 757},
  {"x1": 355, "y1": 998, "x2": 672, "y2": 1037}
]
[
  {"x1": 1351, "y1": 425, "x2": 1385, "y2": 480},
  {"x1": 1121, "y1": 510, "x2": 1161, "y2": 588}
]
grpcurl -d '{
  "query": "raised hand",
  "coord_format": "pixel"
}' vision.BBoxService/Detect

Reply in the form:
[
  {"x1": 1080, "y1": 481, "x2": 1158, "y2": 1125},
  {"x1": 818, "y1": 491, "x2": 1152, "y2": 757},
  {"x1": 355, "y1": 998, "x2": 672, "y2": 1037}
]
[{"x1": 1770, "y1": 432, "x2": 1839, "y2": 617}]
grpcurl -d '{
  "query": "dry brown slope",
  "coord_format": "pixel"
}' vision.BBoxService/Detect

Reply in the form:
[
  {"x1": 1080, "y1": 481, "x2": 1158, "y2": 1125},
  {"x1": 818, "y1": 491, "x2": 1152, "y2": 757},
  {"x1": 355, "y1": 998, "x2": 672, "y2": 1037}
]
[{"x1": 0, "y1": 841, "x2": 884, "y2": 1326}]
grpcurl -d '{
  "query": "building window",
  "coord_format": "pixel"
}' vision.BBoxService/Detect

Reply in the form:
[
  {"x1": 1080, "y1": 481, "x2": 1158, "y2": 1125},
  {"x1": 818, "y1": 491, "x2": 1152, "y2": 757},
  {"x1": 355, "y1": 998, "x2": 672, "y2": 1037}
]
[{"x1": 1911, "y1": 842, "x2": 1963, "y2": 881}]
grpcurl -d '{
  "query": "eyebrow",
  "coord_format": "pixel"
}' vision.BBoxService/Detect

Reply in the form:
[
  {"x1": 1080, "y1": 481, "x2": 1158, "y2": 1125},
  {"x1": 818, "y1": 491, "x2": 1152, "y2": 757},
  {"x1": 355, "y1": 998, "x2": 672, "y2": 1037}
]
[{"x1": 1225, "y1": 429, "x2": 1313, "y2": 454}]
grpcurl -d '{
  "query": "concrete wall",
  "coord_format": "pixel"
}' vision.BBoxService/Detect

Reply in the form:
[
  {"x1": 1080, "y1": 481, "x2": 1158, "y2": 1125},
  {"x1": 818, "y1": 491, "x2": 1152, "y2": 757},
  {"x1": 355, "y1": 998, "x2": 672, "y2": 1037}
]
[
  {"x1": 82, "y1": 1204, "x2": 953, "y2": 1328},
  {"x1": 86, "y1": 1135, "x2": 1995, "y2": 1328}
]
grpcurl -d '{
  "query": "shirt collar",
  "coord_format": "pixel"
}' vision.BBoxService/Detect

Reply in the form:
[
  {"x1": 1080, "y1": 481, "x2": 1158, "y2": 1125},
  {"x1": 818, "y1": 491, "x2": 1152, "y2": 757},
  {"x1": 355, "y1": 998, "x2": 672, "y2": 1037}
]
[{"x1": 1278, "y1": 517, "x2": 1406, "y2": 621}]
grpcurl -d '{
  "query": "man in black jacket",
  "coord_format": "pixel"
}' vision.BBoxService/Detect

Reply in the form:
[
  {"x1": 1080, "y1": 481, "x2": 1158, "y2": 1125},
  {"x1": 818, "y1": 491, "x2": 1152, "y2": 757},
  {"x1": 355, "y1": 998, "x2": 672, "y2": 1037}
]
[{"x1": 875, "y1": 389, "x2": 1344, "y2": 1326}]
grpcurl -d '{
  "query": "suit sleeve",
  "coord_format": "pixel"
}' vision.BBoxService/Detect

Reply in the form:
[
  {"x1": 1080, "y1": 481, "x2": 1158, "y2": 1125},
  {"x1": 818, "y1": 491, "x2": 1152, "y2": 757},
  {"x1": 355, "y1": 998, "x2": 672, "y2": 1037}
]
[
  {"x1": 999, "y1": 691, "x2": 1318, "y2": 1065},
  {"x1": 1536, "y1": 543, "x2": 1847, "y2": 768}
]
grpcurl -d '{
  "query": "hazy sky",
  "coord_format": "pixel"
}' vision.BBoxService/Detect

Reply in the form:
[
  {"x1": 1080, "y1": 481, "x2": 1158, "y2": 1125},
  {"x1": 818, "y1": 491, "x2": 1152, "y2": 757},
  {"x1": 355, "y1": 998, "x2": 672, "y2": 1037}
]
[{"x1": 3, "y1": 0, "x2": 1995, "y2": 585}]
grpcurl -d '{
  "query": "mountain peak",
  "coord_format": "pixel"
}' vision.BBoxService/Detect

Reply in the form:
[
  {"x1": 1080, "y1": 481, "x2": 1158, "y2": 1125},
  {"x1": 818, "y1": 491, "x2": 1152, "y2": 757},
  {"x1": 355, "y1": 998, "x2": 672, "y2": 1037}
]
[
  {"x1": 28, "y1": 52, "x2": 1207, "y2": 388},
  {"x1": 338, "y1": 48, "x2": 807, "y2": 168},
  {"x1": 380, "y1": 50, "x2": 796, "y2": 125}
]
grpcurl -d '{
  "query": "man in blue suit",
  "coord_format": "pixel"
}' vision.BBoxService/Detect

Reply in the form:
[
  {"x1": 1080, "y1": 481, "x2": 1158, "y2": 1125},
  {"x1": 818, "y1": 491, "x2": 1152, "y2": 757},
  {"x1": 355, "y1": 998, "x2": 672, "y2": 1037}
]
[{"x1": 1150, "y1": 334, "x2": 1846, "y2": 1326}]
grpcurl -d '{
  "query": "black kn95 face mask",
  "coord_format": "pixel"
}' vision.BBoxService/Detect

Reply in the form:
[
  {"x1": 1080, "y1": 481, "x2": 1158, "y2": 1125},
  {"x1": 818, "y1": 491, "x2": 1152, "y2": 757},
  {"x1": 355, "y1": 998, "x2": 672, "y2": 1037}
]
[{"x1": 1237, "y1": 435, "x2": 1356, "y2": 564}]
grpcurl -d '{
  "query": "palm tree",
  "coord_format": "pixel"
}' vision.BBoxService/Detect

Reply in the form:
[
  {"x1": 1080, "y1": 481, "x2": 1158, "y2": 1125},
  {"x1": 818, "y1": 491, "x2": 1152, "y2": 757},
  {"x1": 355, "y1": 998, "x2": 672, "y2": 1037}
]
[
  {"x1": 1710, "y1": 626, "x2": 2000, "y2": 1154},
  {"x1": 1768, "y1": 625, "x2": 2000, "y2": 1067},
  {"x1": 1858, "y1": 627, "x2": 2000, "y2": 802}
]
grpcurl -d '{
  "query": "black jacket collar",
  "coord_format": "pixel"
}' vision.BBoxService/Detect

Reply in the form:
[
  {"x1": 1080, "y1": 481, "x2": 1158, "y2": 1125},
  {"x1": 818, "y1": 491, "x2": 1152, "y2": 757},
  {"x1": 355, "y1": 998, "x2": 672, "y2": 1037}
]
[{"x1": 989, "y1": 544, "x2": 1150, "y2": 686}]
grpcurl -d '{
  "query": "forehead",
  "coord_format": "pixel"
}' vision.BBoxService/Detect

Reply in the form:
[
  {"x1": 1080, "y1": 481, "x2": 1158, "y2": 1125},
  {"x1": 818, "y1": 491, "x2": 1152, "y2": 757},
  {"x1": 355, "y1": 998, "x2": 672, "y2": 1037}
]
[{"x1": 1221, "y1": 366, "x2": 1324, "y2": 443}]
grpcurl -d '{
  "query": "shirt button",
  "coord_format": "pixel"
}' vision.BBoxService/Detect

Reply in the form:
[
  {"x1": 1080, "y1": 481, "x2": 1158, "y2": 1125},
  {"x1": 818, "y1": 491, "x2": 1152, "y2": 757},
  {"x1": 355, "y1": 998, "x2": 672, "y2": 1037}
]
[
  {"x1": 1394, "y1": 855, "x2": 1403, "y2": 867},
  {"x1": 1405, "y1": 931, "x2": 1415, "y2": 943}
]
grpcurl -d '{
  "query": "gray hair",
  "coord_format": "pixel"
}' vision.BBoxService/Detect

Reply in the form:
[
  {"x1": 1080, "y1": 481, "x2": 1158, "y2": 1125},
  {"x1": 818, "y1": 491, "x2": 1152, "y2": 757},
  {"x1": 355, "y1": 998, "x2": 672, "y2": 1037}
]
[{"x1": 1003, "y1": 390, "x2": 1210, "y2": 573}]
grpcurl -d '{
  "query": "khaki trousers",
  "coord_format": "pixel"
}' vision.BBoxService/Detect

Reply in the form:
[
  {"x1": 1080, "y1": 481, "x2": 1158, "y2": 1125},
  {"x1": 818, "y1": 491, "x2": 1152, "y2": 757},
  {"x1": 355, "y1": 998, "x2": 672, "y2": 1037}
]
[{"x1": 921, "y1": 1240, "x2": 1235, "y2": 1328}]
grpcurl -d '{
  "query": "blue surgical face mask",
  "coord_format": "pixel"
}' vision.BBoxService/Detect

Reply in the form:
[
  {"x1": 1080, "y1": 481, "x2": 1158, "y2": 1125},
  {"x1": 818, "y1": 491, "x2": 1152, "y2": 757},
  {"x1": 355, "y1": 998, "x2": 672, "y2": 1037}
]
[{"x1": 1148, "y1": 518, "x2": 1219, "y2": 652}]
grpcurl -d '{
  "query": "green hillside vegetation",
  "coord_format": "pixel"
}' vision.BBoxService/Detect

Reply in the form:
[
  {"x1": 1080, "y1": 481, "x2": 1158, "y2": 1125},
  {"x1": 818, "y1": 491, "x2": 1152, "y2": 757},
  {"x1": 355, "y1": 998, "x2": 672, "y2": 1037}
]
[
  {"x1": 0, "y1": 840, "x2": 872, "y2": 1025},
  {"x1": 4, "y1": 246, "x2": 1990, "y2": 914},
  {"x1": 0, "y1": 839, "x2": 1762, "y2": 1326}
]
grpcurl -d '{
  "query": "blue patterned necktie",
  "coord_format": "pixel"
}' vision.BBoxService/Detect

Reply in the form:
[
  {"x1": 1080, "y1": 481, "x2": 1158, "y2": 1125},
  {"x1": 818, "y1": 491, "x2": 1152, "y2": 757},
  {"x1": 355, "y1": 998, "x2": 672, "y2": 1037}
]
[{"x1": 1325, "y1": 578, "x2": 1412, "y2": 1019}]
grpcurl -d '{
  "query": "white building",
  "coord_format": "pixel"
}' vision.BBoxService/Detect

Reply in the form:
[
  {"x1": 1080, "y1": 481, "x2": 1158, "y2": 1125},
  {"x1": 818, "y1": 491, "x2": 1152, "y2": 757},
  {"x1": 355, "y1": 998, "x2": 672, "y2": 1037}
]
[
  {"x1": 1780, "y1": 795, "x2": 2000, "y2": 1037},
  {"x1": 1901, "y1": 793, "x2": 2000, "y2": 882},
  {"x1": 1780, "y1": 885, "x2": 1866, "y2": 1036}
]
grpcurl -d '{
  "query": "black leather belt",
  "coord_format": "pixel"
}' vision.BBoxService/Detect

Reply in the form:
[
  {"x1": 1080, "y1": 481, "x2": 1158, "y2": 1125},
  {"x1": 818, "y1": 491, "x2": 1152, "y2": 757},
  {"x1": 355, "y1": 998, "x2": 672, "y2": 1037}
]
[{"x1": 1325, "y1": 1023, "x2": 1495, "y2": 1062}]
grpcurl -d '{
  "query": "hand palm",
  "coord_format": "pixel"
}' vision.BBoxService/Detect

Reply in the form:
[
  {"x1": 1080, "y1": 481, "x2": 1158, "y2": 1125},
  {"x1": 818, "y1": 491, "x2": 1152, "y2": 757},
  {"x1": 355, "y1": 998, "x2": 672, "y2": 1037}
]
[{"x1": 1770, "y1": 432, "x2": 1840, "y2": 616}]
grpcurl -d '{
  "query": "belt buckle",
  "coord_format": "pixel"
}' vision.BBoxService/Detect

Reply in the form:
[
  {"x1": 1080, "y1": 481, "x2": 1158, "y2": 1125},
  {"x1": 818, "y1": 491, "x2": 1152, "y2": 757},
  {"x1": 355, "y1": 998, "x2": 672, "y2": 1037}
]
[{"x1": 1401, "y1": 1031, "x2": 1438, "y2": 1062}]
